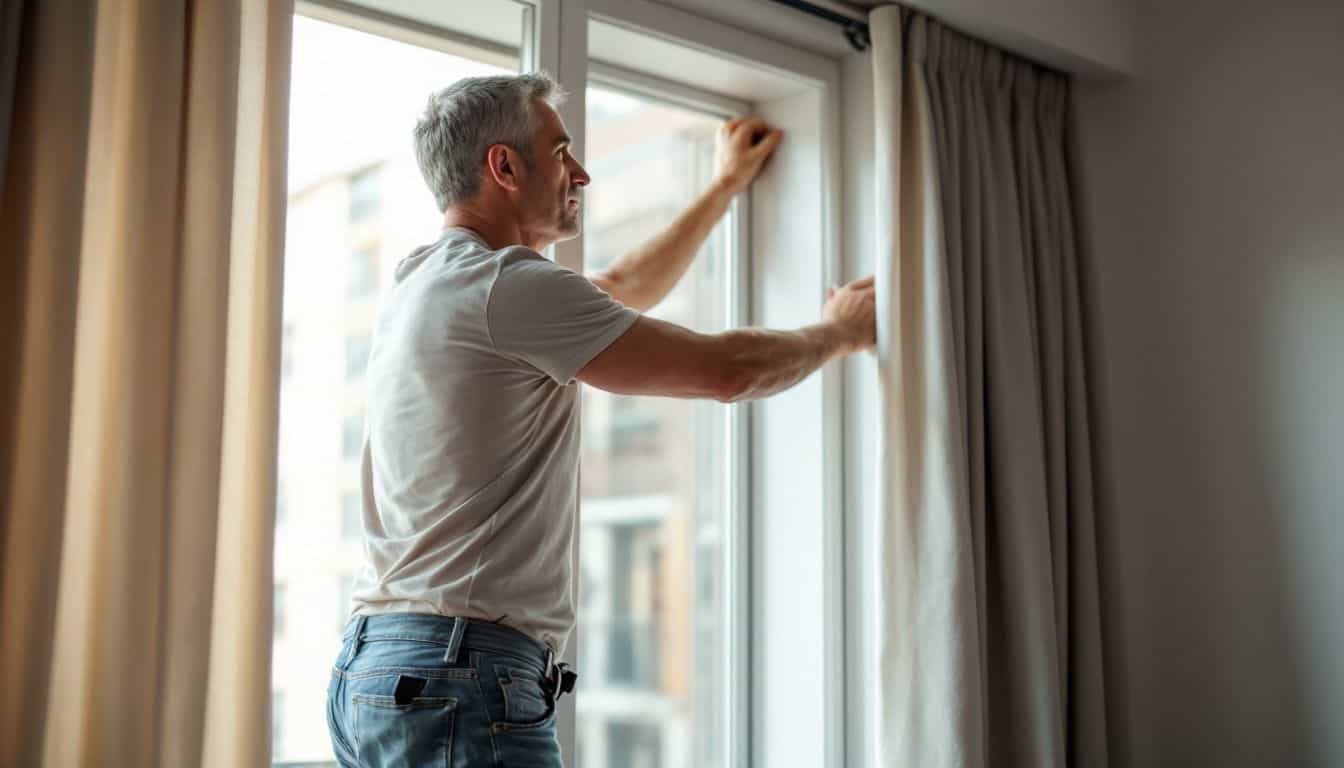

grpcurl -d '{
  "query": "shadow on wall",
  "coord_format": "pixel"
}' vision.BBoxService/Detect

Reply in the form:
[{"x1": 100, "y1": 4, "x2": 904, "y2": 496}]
[{"x1": 1069, "y1": 0, "x2": 1344, "y2": 763}]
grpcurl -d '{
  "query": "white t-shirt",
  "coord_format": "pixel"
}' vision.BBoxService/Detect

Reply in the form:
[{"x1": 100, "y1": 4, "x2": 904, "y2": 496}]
[{"x1": 349, "y1": 227, "x2": 639, "y2": 653}]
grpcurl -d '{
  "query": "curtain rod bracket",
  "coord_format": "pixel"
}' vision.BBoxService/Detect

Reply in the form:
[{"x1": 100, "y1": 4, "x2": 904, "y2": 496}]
[{"x1": 765, "y1": 0, "x2": 871, "y2": 52}]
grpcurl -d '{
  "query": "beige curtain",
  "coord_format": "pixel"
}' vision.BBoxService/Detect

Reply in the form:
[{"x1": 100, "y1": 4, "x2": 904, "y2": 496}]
[
  {"x1": 0, "y1": 0, "x2": 293, "y2": 765},
  {"x1": 870, "y1": 8, "x2": 1110, "y2": 766}
]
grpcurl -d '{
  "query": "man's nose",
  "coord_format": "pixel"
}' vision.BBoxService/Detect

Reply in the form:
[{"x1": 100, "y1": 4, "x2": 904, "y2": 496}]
[{"x1": 569, "y1": 161, "x2": 591, "y2": 188}]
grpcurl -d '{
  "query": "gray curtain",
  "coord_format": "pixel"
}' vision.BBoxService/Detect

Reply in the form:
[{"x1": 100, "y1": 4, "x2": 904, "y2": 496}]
[{"x1": 871, "y1": 8, "x2": 1110, "y2": 766}]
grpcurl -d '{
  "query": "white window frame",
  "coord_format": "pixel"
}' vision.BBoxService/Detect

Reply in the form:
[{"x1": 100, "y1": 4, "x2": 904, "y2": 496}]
[{"x1": 288, "y1": 2, "x2": 852, "y2": 766}]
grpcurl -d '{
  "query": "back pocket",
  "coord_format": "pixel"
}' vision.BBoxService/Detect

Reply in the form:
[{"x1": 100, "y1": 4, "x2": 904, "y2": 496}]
[{"x1": 353, "y1": 687, "x2": 457, "y2": 767}]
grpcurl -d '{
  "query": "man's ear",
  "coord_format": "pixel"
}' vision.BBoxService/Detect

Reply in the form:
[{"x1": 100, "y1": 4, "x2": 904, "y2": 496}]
[{"x1": 484, "y1": 143, "x2": 523, "y2": 192}]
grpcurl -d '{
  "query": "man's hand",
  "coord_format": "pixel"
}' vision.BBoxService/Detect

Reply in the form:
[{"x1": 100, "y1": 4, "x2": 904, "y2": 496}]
[
  {"x1": 714, "y1": 117, "x2": 784, "y2": 197},
  {"x1": 822, "y1": 276, "x2": 877, "y2": 353},
  {"x1": 589, "y1": 117, "x2": 783, "y2": 312}
]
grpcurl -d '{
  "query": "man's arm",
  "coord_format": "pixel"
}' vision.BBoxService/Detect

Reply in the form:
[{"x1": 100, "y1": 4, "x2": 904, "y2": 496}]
[
  {"x1": 578, "y1": 276, "x2": 876, "y2": 402},
  {"x1": 588, "y1": 117, "x2": 783, "y2": 312}
]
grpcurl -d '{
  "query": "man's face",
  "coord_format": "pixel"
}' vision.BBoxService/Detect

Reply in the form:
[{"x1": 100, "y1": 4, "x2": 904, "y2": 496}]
[{"x1": 516, "y1": 101, "x2": 590, "y2": 247}]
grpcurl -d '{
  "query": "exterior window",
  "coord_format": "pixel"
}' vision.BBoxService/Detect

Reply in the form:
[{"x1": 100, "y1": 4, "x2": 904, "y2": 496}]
[
  {"x1": 336, "y1": 574, "x2": 353, "y2": 633},
  {"x1": 347, "y1": 245, "x2": 378, "y2": 300},
  {"x1": 345, "y1": 333, "x2": 371, "y2": 381},
  {"x1": 348, "y1": 167, "x2": 381, "y2": 223},
  {"x1": 272, "y1": 692, "x2": 285, "y2": 759},
  {"x1": 342, "y1": 491, "x2": 361, "y2": 540},
  {"x1": 273, "y1": 583, "x2": 286, "y2": 637},
  {"x1": 341, "y1": 413, "x2": 362, "y2": 461},
  {"x1": 607, "y1": 721, "x2": 662, "y2": 768},
  {"x1": 281, "y1": 323, "x2": 295, "y2": 379}
]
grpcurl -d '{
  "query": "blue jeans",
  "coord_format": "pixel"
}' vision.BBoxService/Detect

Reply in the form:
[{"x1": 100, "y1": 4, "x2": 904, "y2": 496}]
[{"x1": 327, "y1": 613, "x2": 564, "y2": 767}]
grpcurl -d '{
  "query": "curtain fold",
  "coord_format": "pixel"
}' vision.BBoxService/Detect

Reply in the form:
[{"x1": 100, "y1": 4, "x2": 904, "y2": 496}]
[
  {"x1": 871, "y1": 7, "x2": 1110, "y2": 766},
  {"x1": 0, "y1": 0, "x2": 292, "y2": 765}
]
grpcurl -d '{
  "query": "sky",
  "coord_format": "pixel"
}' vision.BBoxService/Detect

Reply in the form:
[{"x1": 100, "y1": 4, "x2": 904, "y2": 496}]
[
  {"x1": 287, "y1": 16, "x2": 506, "y2": 193},
  {"x1": 287, "y1": 15, "x2": 645, "y2": 195}
]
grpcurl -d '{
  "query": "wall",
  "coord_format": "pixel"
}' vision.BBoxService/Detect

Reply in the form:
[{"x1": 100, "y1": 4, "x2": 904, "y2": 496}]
[
  {"x1": 1073, "y1": 0, "x2": 1344, "y2": 765},
  {"x1": 849, "y1": 0, "x2": 1134, "y2": 77}
]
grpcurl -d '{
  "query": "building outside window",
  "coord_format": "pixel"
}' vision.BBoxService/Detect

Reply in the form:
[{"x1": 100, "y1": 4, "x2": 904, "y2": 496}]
[
  {"x1": 344, "y1": 333, "x2": 370, "y2": 382},
  {"x1": 272, "y1": 692, "x2": 285, "y2": 759},
  {"x1": 341, "y1": 491, "x2": 361, "y2": 540},
  {"x1": 340, "y1": 413, "x2": 362, "y2": 461},
  {"x1": 336, "y1": 574, "x2": 354, "y2": 634},
  {"x1": 274, "y1": 584, "x2": 286, "y2": 638},
  {"x1": 347, "y1": 244, "x2": 379, "y2": 300},
  {"x1": 348, "y1": 167, "x2": 380, "y2": 223}
]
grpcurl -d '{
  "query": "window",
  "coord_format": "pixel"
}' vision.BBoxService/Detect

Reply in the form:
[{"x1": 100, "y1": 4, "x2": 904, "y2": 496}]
[
  {"x1": 277, "y1": 2, "x2": 844, "y2": 765},
  {"x1": 577, "y1": 83, "x2": 738, "y2": 768},
  {"x1": 348, "y1": 167, "x2": 381, "y2": 223},
  {"x1": 607, "y1": 721, "x2": 662, "y2": 768},
  {"x1": 274, "y1": 583, "x2": 286, "y2": 638},
  {"x1": 281, "y1": 323, "x2": 295, "y2": 379},
  {"x1": 344, "y1": 333, "x2": 370, "y2": 381},
  {"x1": 336, "y1": 574, "x2": 354, "y2": 633},
  {"x1": 347, "y1": 244, "x2": 379, "y2": 300},
  {"x1": 341, "y1": 491, "x2": 361, "y2": 540},
  {"x1": 341, "y1": 413, "x2": 362, "y2": 461},
  {"x1": 272, "y1": 692, "x2": 285, "y2": 760},
  {"x1": 275, "y1": 6, "x2": 523, "y2": 763}
]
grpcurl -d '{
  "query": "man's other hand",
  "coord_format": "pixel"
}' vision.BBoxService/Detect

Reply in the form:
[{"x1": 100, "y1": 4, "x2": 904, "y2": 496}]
[
  {"x1": 822, "y1": 275, "x2": 877, "y2": 353},
  {"x1": 713, "y1": 117, "x2": 784, "y2": 197}
]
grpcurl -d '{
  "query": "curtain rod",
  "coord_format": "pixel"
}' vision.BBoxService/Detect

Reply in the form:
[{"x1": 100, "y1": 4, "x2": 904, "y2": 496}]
[{"x1": 764, "y1": 0, "x2": 871, "y2": 51}]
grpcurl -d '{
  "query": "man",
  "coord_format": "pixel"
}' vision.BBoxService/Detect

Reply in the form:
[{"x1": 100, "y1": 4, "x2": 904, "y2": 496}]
[{"x1": 325, "y1": 73, "x2": 875, "y2": 767}]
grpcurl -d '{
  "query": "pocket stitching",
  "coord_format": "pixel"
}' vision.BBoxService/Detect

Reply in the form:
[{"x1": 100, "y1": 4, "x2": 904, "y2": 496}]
[
  {"x1": 352, "y1": 693, "x2": 458, "y2": 711},
  {"x1": 342, "y1": 666, "x2": 478, "y2": 682}
]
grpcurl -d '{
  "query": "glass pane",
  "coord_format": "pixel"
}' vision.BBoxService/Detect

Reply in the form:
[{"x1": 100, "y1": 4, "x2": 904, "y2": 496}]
[
  {"x1": 578, "y1": 85, "x2": 734, "y2": 768},
  {"x1": 275, "y1": 12, "x2": 517, "y2": 765}
]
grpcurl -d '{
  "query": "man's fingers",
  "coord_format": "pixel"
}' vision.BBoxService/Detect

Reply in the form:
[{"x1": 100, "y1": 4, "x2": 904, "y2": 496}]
[
  {"x1": 849, "y1": 275, "x2": 875, "y2": 289},
  {"x1": 754, "y1": 129, "x2": 784, "y2": 152}
]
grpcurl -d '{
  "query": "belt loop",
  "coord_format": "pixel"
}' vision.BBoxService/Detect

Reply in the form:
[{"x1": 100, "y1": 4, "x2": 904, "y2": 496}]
[
  {"x1": 341, "y1": 615, "x2": 368, "y2": 669},
  {"x1": 443, "y1": 616, "x2": 466, "y2": 664}
]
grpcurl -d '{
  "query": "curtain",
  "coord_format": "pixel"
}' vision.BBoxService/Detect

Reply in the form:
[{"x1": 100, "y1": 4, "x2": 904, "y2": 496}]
[
  {"x1": 0, "y1": 0, "x2": 293, "y2": 765},
  {"x1": 870, "y1": 8, "x2": 1110, "y2": 766}
]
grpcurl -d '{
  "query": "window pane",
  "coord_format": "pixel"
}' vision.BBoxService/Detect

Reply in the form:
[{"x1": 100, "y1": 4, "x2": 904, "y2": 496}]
[
  {"x1": 344, "y1": 333, "x2": 370, "y2": 381},
  {"x1": 276, "y1": 11, "x2": 517, "y2": 765},
  {"x1": 348, "y1": 167, "x2": 381, "y2": 223},
  {"x1": 578, "y1": 84, "x2": 734, "y2": 768},
  {"x1": 341, "y1": 491, "x2": 361, "y2": 540},
  {"x1": 347, "y1": 244, "x2": 379, "y2": 300}
]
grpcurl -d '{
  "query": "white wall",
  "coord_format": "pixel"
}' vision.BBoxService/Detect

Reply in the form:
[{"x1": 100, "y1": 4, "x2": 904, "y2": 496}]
[{"x1": 1073, "y1": 0, "x2": 1344, "y2": 765}]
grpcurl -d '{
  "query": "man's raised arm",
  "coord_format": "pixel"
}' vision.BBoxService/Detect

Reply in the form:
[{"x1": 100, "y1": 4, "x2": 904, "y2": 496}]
[{"x1": 588, "y1": 117, "x2": 783, "y2": 312}]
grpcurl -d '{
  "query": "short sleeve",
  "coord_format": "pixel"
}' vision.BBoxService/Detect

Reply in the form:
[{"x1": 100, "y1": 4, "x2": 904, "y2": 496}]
[{"x1": 486, "y1": 250, "x2": 640, "y2": 384}]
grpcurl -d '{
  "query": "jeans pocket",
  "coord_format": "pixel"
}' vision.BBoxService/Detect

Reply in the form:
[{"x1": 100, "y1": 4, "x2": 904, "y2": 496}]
[
  {"x1": 352, "y1": 690, "x2": 457, "y2": 767},
  {"x1": 493, "y1": 663, "x2": 554, "y2": 731}
]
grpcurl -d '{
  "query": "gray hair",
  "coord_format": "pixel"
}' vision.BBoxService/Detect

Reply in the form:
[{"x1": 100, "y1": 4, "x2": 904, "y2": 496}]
[{"x1": 413, "y1": 72, "x2": 568, "y2": 211}]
